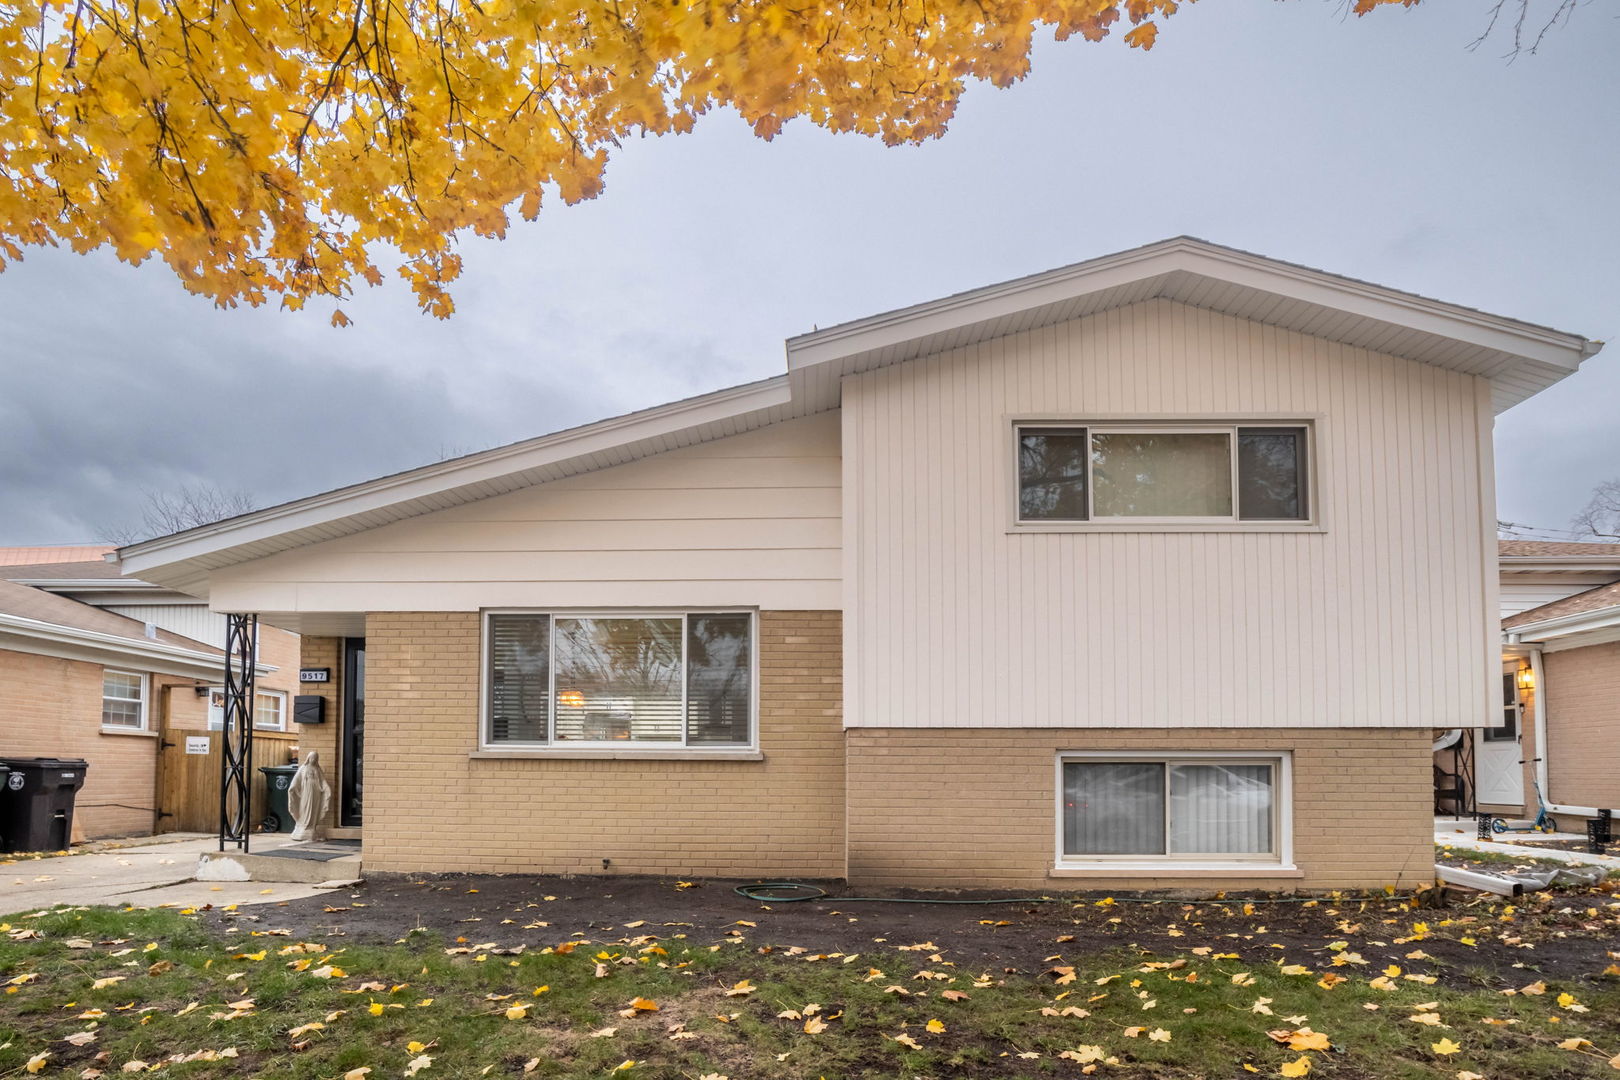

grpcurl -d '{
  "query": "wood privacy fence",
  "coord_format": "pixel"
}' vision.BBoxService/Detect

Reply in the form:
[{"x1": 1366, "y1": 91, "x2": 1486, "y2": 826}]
[{"x1": 155, "y1": 729, "x2": 300, "y2": 834}]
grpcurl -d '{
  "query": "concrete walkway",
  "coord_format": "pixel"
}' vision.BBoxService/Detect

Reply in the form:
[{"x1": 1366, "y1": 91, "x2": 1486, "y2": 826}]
[
  {"x1": 1434, "y1": 817, "x2": 1620, "y2": 869},
  {"x1": 1, "y1": 834, "x2": 356, "y2": 914}
]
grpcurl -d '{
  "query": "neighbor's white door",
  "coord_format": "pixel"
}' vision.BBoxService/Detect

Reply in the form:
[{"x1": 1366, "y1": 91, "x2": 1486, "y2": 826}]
[{"x1": 1476, "y1": 672, "x2": 1525, "y2": 809}]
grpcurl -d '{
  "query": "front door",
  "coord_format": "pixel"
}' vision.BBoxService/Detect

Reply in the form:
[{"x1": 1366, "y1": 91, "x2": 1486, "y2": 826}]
[
  {"x1": 341, "y1": 638, "x2": 365, "y2": 827},
  {"x1": 1476, "y1": 670, "x2": 1525, "y2": 809}
]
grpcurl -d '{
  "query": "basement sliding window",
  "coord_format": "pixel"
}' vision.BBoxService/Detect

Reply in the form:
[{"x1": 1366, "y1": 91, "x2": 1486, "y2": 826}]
[
  {"x1": 1017, "y1": 423, "x2": 1310, "y2": 523},
  {"x1": 485, "y1": 613, "x2": 754, "y2": 748},
  {"x1": 1058, "y1": 754, "x2": 1287, "y2": 865}
]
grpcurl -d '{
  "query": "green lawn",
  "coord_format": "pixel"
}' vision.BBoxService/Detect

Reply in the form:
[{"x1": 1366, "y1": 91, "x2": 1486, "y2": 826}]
[{"x1": 1, "y1": 899, "x2": 1618, "y2": 1078}]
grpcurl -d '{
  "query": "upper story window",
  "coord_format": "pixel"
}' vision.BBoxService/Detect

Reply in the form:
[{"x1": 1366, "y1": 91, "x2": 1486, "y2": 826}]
[
  {"x1": 484, "y1": 611, "x2": 754, "y2": 749},
  {"x1": 101, "y1": 670, "x2": 146, "y2": 730},
  {"x1": 1017, "y1": 422, "x2": 1311, "y2": 524}
]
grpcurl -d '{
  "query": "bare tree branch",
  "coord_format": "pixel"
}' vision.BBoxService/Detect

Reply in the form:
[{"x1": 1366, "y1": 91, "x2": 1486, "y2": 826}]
[
  {"x1": 1570, "y1": 478, "x2": 1620, "y2": 540},
  {"x1": 98, "y1": 483, "x2": 257, "y2": 545}
]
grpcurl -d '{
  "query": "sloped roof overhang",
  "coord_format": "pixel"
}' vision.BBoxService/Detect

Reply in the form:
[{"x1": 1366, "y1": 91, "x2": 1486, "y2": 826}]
[{"x1": 117, "y1": 237, "x2": 1603, "y2": 599}]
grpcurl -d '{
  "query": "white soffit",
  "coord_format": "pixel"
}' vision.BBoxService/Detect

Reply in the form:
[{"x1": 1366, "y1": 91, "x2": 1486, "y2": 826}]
[{"x1": 785, "y1": 237, "x2": 1602, "y2": 415}]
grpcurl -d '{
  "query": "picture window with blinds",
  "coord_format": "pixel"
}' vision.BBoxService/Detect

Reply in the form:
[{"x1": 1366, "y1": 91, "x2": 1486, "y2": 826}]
[
  {"x1": 1057, "y1": 753, "x2": 1288, "y2": 866},
  {"x1": 484, "y1": 612, "x2": 754, "y2": 748},
  {"x1": 1017, "y1": 423, "x2": 1311, "y2": 523}
]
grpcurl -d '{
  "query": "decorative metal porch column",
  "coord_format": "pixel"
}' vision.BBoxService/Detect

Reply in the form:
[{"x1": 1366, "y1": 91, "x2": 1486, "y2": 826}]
[{"x1": 219, "y1": 613, "x2": 258, "y2": 851}]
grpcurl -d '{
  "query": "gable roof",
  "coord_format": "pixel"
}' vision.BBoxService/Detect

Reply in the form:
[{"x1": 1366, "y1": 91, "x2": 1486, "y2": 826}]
[
  {"x1": 117, "y1": 237, "x2": 1603, "y2": 597},
  {"x1": 1499, "y1": 540, "x2": 1620, "y2": 558},
  {"x1": 0, "y1": 558, "x2": 137, "y2": 583},
  {"x1": 0, "y1": 545, "x2": 115, "y2": 566},
  {"x1": 785, "y1": 237, "x2": 1601, "y2": 414},
  {"x1": 0, "y1": 578, "x2": 208, "y2": 651},
  {"x1": 1504, "y1": 579, "x2": 1620, "y2": 637},
  {"x1": 0, "y1": 577, "x2": 258, "y2": 679}
]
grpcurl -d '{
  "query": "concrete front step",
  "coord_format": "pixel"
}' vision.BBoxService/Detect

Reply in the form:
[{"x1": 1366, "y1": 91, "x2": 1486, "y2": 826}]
[{"x1": 196, "y1": 846, "x2": 362, "y2": 885}]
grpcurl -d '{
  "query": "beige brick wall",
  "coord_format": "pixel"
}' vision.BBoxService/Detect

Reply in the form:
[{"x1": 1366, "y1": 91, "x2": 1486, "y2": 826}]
[
  {"x1": 293, "y1": 635, "x2": 346, "y2": 832},
  {"x1": 359, "y1": 611, "x2": 845, "y2": 877},
  {"x1": 846, "y1": 728, "x2": 1434, "y2": 892},
  {"x1": 0, "y1": 648, "x2": 158, "y2": 841},
  {"x1": 1544, "y1": 642, "x2": 1620, "y2": 814}
]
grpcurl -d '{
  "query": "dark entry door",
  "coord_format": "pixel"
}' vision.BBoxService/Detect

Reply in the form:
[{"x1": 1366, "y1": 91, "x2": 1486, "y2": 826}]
[{"x1": 342, "y1": 638, "x2": 365, "y2": 827}]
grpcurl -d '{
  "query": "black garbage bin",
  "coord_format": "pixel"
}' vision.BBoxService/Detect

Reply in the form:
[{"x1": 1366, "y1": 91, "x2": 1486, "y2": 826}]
[
  {"x1": 259, "y1": 764, "x2": 300, "y2": 833},
  {"x1": 0, "y1": 758, "x2": 89, "y2": 853}
]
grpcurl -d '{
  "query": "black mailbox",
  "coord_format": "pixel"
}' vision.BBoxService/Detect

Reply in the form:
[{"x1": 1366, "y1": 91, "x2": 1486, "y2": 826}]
[{"x1": 293, "y1": 695, "x2": 326, "y2": 725}]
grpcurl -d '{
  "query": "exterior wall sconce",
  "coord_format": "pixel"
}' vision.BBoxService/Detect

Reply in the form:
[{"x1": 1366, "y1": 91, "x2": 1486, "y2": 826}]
[{"x1": 1516, "y1": 666, "x2": 1535, "y2": 692}]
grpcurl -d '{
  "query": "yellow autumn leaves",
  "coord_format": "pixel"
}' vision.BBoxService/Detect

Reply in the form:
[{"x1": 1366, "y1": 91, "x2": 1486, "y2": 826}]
[{"x1": 0, "y1": 0, "x2": 1421, "y2": 319}]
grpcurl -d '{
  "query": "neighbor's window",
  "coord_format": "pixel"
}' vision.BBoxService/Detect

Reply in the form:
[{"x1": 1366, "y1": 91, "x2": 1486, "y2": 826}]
[
  {"x1": 101, "y1": 670, "x2": 146, "y2": 730},
  {"x1": 206, "y1": 689, "x2": 288, "y2": 731},
  {"x1": 1018, "y1": 424, "x2": 1309, "y2": 523},
  {"x1": 486, "y1": 612, "x2": 753, "y2": 747},
  {"x1": 254, "y1": 691, "x2": 287, "y2": 731},
  {"x1": 1059, "y1": 755, "x2": 1284, "y2": 863}
]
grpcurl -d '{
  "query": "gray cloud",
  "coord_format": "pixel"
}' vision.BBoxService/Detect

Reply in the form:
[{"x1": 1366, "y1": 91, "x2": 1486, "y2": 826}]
[{"x1": 0, "y1": 0, "x2": 1615, "y2": 544}]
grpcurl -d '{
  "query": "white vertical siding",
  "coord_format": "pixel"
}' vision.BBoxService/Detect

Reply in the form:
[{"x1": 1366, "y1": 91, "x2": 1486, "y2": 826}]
[
  {"x1": 843, "y1": 299, "x2": 1493, "y2": 730},
  {"x1": 209, "y1": 414, "x2": 842, "y2": 613},
  {"x1": 1499, "y1": 576, "x2": 1620, "y2": 618},
  {"x1": 104, "y1": 604, "x2": 229, "y2": 649}
]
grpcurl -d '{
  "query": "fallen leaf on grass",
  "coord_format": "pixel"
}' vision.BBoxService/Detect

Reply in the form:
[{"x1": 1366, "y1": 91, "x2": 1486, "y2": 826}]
[
  {"x1": 588, "y1": 1027, "x2": 618, "y2": 1039},
  {"x1": 803, "y1": 1016, "x2": 827, "y2": 1035},
  {"x1": 723, "y1": 980, "x2": 754, "y2": 997},
  {"x1": 25, "y1": 1053, "x2": 48, "y2": 1074},
  {"x1": 891, "y1": 1033, "x2": 922, "y2": 1050},
  {"x1": 1432, "y1": 1038, "x2": 1462, "y2": 1055},
  {"x1": 404, "y1": 1054, "x2": 432, "y2": 1076},
  {"x1": 1556, "y1": 1038, "x2": 1592, "y2": 1051},
  {"x1": 925, "y1": 1019, "x2": 946, "y2": 1034},
  {"x1": 1279, "y1": 1057, "x2": 1312, "y2": 1078},
  {"x1": 64, "y1": 1031, "x2": 96, "y2": 1047}
]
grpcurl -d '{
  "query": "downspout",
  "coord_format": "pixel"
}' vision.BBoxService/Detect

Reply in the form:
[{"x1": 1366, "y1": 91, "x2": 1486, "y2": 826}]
[{"x1": 1527, "y1": 645, "x2": 1603, "y2": 818}]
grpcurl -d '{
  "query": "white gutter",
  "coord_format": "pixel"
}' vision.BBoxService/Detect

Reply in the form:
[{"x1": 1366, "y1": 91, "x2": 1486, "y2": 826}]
[
  {"x1": 1504, "y1": 602, "x2": 1620, "y2": 641},
  {"x1": 1526, "y1": 645, "x2": 1605, "y2": 819},
  {"x1": 0, "y1": 612, "x2": 278, "y2": 678}
]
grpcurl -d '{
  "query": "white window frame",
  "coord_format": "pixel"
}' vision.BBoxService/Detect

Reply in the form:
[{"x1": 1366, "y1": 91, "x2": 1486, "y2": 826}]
[
  {"x1": 1053, "y1": 750, "x2": 1294, "y2": 872},
  {"x1": 479, "y1": 609, "x2": 759, "y2": 753},
  {"x1": 101, "y1": 669, "x2": 148, "y2": 731},
  {"x1": 1012, "y1": 418, "x2": 1319, "y2": 532},
  {"x1": 254, "y1": 689, "x2": 288, "y2": 732}
]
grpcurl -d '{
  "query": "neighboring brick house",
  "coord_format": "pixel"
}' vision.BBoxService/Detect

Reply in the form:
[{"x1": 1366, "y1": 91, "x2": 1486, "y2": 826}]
[
  {"x1": 115, "y1": 239, "x2": 1603, "y2": 890},
  {"x1": 1450, "y1": 541, "x2": 1620, "y2": 828},
  {"x1": 0, "y1": 547, "x2": 298, "y2": 842}
]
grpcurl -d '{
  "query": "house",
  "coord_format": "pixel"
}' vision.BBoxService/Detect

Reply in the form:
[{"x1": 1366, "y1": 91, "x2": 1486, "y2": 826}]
[
  {"x1": 0, "y1": 547, "x2": 300, "y2": 842},
  {"x1": 113, "y1": 238, "x2": 1603, "y2": 890},
  {"x1": 1449, "y1": 540, "x2": 1620, "y2": 827}
]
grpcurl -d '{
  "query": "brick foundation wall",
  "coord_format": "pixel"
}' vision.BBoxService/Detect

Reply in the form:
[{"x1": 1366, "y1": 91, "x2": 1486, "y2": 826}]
[
  {"x1": 1544, "y1": 642, "x2": 1620, "y2": 814},
  {"x1": 845, "y1": 728, "x2": 1434, "y2": 892},
  {"x1": 359, "y1": 611, "x2": 845, "y2": 876},
  {"x1": 0, "y1": 648, "x2": 158, "y2": 841}
]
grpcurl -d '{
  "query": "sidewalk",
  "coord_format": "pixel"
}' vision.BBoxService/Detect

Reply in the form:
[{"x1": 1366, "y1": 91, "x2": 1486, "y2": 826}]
[
  {"x1": 1434, "y1": 817, "x2": 1620, "y2": 869},
  {"x1": 2, "y1": 834, "x2": 355, "y2": 914}
]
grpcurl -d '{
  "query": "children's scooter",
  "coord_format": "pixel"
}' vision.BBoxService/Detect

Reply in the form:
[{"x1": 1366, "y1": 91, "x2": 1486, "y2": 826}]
[{"x1": 1491, "y1": 759, "x2": 1559, "y2": 834}]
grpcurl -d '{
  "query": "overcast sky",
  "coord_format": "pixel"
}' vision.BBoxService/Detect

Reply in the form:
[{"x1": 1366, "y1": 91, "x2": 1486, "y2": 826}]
[{"x1": 1, "y1": 0, "x2": 1615, "y2": 546}]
